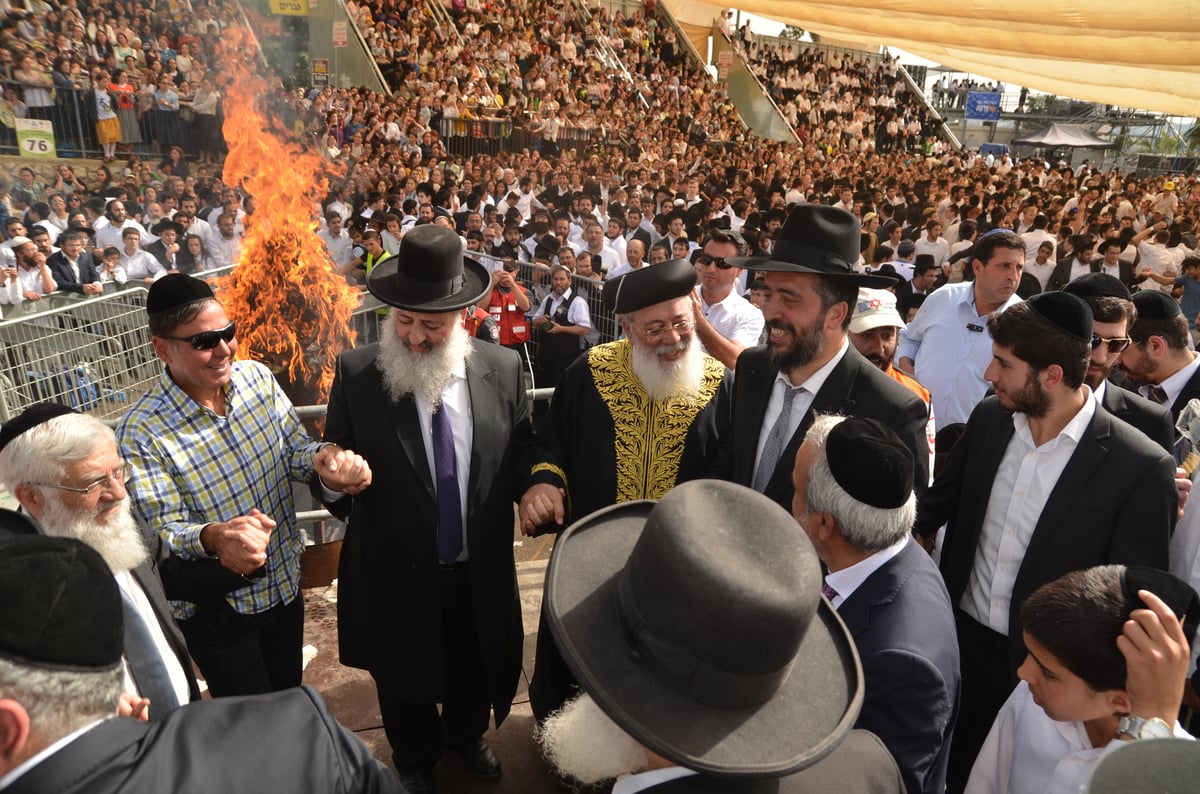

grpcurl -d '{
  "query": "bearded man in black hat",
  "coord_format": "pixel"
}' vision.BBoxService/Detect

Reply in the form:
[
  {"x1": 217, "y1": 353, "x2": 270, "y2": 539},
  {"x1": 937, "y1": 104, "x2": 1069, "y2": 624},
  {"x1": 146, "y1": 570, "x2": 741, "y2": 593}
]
[
  {"x1": 519, "y1": 258, "x2": 726, "y2": 721},
  {"x1": 536, "y1": 480, "x2": 905, "y2": 792},
  {"x1": 708, "y1": 204, "x2": 931, "y2": 511},
  {"x1": 319, "y1": 224, "x2": 533, "y2": 794},
  {"x1": 914, "y1": 292, "x2": 1177, "y2": 792}
]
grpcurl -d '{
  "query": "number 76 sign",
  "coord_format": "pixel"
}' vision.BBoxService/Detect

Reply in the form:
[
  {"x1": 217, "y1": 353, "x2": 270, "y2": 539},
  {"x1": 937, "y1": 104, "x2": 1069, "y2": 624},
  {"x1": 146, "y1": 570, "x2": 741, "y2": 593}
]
[{"x1": 16, "y1": 118, "x2": 56, "y2": 159}]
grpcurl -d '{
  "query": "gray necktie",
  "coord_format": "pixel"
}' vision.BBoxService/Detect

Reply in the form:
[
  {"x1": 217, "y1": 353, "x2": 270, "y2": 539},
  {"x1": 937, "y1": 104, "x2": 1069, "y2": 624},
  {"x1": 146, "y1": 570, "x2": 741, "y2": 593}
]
[
  {"x1": 119, "y1": 586, "x2": 179, "y2": 719},
  {"x1": 753, "y1": 384, "x2": 800, "y2": 493}
]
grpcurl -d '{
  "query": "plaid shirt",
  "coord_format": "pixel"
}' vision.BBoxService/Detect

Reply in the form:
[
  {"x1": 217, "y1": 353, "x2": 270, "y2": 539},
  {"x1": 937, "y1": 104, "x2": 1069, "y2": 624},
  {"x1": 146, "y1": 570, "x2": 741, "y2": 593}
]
[{"x1": 117, "y1": 360, "x2": 322, "y2": 620}]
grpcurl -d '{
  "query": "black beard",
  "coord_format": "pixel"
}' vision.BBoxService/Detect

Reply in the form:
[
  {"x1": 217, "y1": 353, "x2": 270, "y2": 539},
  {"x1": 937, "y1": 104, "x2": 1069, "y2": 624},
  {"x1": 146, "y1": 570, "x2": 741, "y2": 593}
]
[{"x1": 765, "y1": 317, "x2": 824, "y2": 373}]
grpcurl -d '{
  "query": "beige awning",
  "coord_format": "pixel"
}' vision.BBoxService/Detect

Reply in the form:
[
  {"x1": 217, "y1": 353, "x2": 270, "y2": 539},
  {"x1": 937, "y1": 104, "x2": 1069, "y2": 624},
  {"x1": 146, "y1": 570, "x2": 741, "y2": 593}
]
[{"x1": 662, "y1": 0, "x2": 1200, "y2": 118}]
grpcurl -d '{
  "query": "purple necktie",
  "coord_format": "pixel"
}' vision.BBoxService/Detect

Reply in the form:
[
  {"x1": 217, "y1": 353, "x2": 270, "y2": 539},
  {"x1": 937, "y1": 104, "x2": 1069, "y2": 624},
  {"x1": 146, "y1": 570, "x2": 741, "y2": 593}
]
[
  {"x1": 432, "y1": 406, "x2": 463, "y2": 564},
  {"x1": 822, "y1": 581, "x2": 839, "y2": 602}
]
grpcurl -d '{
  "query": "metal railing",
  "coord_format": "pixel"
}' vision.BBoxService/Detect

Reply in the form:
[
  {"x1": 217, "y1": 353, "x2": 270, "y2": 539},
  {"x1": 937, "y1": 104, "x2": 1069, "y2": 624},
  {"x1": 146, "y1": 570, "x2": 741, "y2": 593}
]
[{"x1": 0, "y1": 80, "x2": 222, "y2": 160}]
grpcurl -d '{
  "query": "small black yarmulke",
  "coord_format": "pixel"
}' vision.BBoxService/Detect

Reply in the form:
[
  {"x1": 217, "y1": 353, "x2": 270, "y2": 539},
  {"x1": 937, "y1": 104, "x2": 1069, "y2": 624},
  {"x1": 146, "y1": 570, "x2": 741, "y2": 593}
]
[
  {"x1": 825, "y1": 418, "x2": 914, "y2": 510},
  {"x1": 1026, "y1": 292, "x2": 1094, "y2": 343},
  {"x1": 1132, "y1": 290, "x2": 1183, "y2": 320},
  {"x1": 147, "y1": 273, "x2": 215, "y2": 316},
  {"x1": 0, "y1": 402, "x2": 77, "y2": 452}
]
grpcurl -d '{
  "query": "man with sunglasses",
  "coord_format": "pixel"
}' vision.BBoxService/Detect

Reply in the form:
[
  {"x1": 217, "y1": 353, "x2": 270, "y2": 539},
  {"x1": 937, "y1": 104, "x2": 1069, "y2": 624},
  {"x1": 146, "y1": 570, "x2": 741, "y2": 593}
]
[
  {"x1": 117, "y1": 275, "x2": 372, "y2": 700},
  {"x1": 1061, "y1": 275, "x2": 1173, "y2": 452},
  {"x1": 689, "y1": 229, "x2": 763, "y2": 370}
]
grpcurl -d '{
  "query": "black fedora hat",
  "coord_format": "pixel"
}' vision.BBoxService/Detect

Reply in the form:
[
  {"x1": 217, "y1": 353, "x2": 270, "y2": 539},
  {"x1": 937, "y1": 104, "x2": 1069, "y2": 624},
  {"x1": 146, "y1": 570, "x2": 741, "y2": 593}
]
[
  {"x1": 728, "y1": 204, "x2": 896, "y2": 288},
  {"x1": 545, "y1": 479, "x2": 863, "y2": 778},
  {"x1": 151, "y1": 218, "x2": 185, "y2": 237},
  {"x1": 367, "y1": 225, "x2": 490, "y2": 312}
]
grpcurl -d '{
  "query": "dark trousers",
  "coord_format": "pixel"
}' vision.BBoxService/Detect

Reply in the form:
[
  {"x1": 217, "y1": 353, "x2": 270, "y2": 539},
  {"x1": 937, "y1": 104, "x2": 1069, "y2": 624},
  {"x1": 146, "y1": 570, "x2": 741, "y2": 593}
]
[
  {"x1": 179, "y1": 596, "x2": 304, "y2": 698},
  {"x1": 945, "y1": 610, "x2": 1017, "y2": 794},
  {"x1": 374, "y1": 564, "x2": 492, "y2": 772}
]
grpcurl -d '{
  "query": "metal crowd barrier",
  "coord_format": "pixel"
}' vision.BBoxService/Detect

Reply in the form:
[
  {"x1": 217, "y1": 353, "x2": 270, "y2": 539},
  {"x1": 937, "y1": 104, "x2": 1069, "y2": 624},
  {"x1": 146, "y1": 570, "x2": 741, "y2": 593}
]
[{"x1": 0, "y1": 287, "x2": 155, "y2": 422}]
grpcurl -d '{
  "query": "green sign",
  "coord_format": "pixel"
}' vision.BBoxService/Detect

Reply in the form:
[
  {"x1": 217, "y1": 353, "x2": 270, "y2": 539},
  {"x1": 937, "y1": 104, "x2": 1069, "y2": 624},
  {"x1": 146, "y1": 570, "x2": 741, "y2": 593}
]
[{"x1": 16, "y1": 118, "x2": 55, "y2": 158}]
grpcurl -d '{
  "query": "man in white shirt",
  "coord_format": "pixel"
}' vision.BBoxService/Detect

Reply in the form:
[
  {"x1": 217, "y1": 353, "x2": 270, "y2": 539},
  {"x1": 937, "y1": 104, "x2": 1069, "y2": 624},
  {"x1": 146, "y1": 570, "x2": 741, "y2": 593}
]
[
  {"x1": 1020, "y1": 213, "x2": 1056, "y2": 266},
  {"x1": 94, "y1": 200, "x2": 152, "y2": 250},
  {"x1": 207, "y1": 212, "x2": 243, "y2": 269},
  {"x1": 914, "y1": 293, "x2": 1176, "y2": 791},
  {"x1": 530, "y1": 263, "x2": 591, "y2": 389},
  {"x1": 119, "y1": 227, "x2": 168, "y2": 284},
  {"x1": 317, "y1": 210, "x2": 355, "y2": 271},
  {"x1": 898, "y1": 230, "x2": 1025, "y2": 427},
  {"x1": 689, "y1": 229, "x2": 763, "y2": 369},
  {"x1": 912, "y1": 219, "x2": 951, "y2": 271},
  {"x1": 536, "y1": 479, "x2": 905, "y2": 793}
]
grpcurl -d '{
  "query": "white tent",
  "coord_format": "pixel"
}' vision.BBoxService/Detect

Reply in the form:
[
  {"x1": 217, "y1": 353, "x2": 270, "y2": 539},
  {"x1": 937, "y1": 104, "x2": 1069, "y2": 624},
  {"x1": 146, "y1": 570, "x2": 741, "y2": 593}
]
[{"x1": 663, "y1": 0, "x2": 1200, "y2": 118}]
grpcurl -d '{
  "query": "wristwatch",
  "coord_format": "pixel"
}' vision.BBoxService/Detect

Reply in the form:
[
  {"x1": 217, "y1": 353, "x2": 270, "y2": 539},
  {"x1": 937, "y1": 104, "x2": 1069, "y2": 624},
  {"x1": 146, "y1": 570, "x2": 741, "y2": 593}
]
[{"x1": 1116, "y1": 715, "x2": 1173, "y2": 740}]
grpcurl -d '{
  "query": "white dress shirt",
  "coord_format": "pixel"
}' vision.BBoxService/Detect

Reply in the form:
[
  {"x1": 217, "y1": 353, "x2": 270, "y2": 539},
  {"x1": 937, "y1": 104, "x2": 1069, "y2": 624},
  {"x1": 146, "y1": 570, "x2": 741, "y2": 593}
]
[
  {"x1": 531, "y1": 288, "x2": 592, "y2": 330},
  {"x1": 612, "y1": 767, "x2": 697, "y2": 793},
  {"x1": 114, "y1": 569, "x2": 192, "y2": 707},
  {"x1": 697, "y1": 285, "x2": 765, "y2": 350},
  {"x1": 752, "y1": 338, "x2": 849, "y2": 485},
  {"x1": 963, "y1": 395, "x2": 1096, "y2": 633},
  {"x1": 965, "y1": 681, "x2": 1193, "y2": 794},
  {"x1": 1138, "y1": 350, "x2": 1200, "y2": 408}
]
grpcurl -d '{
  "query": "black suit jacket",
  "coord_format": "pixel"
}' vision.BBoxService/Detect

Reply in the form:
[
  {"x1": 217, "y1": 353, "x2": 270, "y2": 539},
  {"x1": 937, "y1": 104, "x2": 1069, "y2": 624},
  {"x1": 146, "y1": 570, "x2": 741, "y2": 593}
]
[
  {"x1": 838, "y1": 539, "x2": 960, "y2": 794},
  {"x1": 708, "y1": 344, "x2": 930, "y2": 510},
  {"x1": 45, "y1": 250, "x2": 101, "y2": 293},
  {"x1": 320, "y1": 340, "x2": 532, "y2": 718},
  {"x1": 638, "y1": 731, "x2": 903, "y2": 793},
  {"x1": 130, "y1": 534, "x2": 201, "y2": 717},
  {"x1": 1099, "y1": 382, "x2": 1174, "y2": 452},
  {"x1": 1088, "y1": 257, "x2": 1136, "y2": 288},
  {"x1": 916, "y1": 396, "x2": 1176, "y2": 672},
  {"x1": 1167, "y1": 363, "x2": 1200, "y2": 422},
  {"x1": 626, "y1": 227, "x2": 653, "y2": 249},
  {"x1": 4, "y1": 685, "x2": 403, "y2": 794}
]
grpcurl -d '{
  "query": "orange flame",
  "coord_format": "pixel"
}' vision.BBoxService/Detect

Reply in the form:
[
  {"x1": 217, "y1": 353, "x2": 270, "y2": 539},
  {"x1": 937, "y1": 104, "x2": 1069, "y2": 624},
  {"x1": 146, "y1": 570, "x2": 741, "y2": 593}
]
[{"x1": 213, "y1": 29, "x2": 356, "y2": 407}]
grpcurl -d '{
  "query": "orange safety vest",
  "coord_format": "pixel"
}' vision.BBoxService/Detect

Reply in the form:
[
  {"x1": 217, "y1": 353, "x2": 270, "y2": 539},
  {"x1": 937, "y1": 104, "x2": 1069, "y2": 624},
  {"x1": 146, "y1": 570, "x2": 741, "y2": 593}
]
[{"x1": 886, "y1": 364, "x2": 932, "y2": 405}]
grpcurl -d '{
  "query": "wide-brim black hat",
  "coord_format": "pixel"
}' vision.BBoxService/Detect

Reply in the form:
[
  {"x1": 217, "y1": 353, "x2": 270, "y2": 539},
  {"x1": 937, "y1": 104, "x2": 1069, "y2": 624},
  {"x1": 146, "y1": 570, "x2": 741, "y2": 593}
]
[
  {"x1": 151, "y1": 218, "x2": 185, "y2": 237},
  {"x1": 546, "y1": 480, "x2": 863, "y2": 778},
  {"x1": 729, "y1": 204, "x2": 896, "y2": 288},
  {"x1": 367, "y1": 224, "x2": 490, "y2": 312}
]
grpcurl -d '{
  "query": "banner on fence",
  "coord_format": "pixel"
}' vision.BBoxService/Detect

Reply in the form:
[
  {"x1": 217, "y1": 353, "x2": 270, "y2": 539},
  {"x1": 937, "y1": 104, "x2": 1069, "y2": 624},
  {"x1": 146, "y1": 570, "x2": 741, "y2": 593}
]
[{"x1": 15, "y1": 118, "x2": 55, "y2": 158}]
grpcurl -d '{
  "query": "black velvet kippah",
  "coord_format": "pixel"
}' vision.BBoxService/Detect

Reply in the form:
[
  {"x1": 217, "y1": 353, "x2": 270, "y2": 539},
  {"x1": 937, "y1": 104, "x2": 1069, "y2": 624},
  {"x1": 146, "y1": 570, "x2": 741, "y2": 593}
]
[
  {"x1": 1132, "y1": 290, "x2": 1183, "y2": 320},
  {"x1": 603, "y1": 259, "x2": 697, "y2": 314},
  {"x1": 146, "y1": 273, "x2": 215, "y2": 316},
  {"x1": 1063, "y1": 273, "x2": 1131, "y2": 302},
  {"x1": 825, "y1": 418, "x2": 913, "y2": 510},
  {"x1": 1026, "y1": 292, "x2": 1094, "y2": 342},
  {"x1": 0, "y1": 402, "x2": 77, "y2": 452},
  {"x1": 0, "y1": 535, "x2": 122, "y2": 672},
  {"x1": 1122, "y1": 566, "x2": 1200, "y2": 649}
]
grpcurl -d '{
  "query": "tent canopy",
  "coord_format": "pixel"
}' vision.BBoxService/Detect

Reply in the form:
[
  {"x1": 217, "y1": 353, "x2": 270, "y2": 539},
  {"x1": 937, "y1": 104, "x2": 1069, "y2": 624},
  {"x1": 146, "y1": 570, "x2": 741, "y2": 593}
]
[
  {"x1": 1011, "y1": 124, "x2": 1116, "y2": 149},
  {"x1": 662, "y1": 0, "x2": 1200, "y2": 118}
]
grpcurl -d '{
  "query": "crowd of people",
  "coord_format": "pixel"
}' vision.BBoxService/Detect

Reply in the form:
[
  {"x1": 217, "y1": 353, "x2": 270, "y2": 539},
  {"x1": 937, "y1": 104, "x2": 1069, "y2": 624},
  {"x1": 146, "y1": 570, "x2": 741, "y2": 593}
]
[
  {"x1": 0, "y1": 0, "x2": 227, "y2": 161},
  {"x1": 3, "y1": 1, "x2": 1200, "y2": 793}
]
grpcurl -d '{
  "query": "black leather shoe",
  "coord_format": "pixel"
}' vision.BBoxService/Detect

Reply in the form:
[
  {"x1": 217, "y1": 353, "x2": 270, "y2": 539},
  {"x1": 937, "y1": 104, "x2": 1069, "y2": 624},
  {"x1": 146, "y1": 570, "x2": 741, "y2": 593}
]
[
  {"x1": 395, "y1": 768, "x2": 436, "y2": 794},
  {"x1": 452, "y1": 739, "x2": 502, "y2": 779}
]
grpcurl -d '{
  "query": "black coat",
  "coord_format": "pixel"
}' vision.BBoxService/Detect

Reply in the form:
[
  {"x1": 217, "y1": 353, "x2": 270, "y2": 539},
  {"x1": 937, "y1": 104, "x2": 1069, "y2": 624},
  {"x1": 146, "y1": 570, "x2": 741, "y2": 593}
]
[
  {"x1": 320, "y1": 340, "x2": 532, "y2": 719},
  {"x1": 45, "y1": 250, "x2": 101, "y2": 293},
  {"x1": 1099, "y1": 381, "x2": 1174, "y2": 452},
  {"x1": 916, "y1": 396, "x2": 1175, "y2": 672},
  {"x1": 3, "y1": 686, "x2": 402, "y2": 794},
  {"x1": 707, "y1": 344, "x2": 931, "y2": 511}
]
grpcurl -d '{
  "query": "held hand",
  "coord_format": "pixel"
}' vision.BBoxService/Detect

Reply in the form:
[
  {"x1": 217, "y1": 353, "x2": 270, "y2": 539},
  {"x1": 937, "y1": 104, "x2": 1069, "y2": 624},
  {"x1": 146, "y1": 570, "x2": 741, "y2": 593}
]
[
  {"x1": 117, "y1": 692, "x2": 151, "y2": 722},
  {"x1": 1175, "y1": 467, "x2": 1191, "y2": 519},
  {"x1": 23, "y1": 291, "x2": 41, "y2": 301},
  {"x1": 315, "y1": 444, "x2": 373, "y2": 494},
  {"x1": 202, "y1": 510, "x2": 277, "y2": 576},
  {"x1": 519, "y1": 483, "x2": 565, "y2": 535},
  {"x1": 83, "y1": 282, "x2": 103, "y2": 295},
  {"x1": 1116, "y1": 589, "x2": 1190, "y2": 724}
]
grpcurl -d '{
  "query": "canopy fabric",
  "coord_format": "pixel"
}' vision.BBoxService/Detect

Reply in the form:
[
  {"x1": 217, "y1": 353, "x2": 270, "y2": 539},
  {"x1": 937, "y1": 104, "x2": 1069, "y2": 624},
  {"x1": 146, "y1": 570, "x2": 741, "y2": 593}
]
[
  {"x1": 1011, "y1": 124, "x2": 1116, "y2": 149},
  {"x1": 662, "y1": 0, "x2": 1200, "y2": 118}
]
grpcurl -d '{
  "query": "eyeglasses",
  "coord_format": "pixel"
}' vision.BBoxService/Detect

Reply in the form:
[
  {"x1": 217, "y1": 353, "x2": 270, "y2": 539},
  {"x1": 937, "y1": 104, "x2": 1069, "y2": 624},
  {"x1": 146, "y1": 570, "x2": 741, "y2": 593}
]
[
  {"x1": 695, "y1": 253, "x2": 734, "y2": 270},
  {"x1": 634, "y1": 319, "x2": 694, "y2": 343},
  {"x1": 37, "y1": 461, "x2": 132, "y2": 496},
  {"x1": 163, "y1": 321, "x2": 237, "y2": 350},
  {"x1": 1091, "y1": 334, "x2": 1131, "y2": 354}
]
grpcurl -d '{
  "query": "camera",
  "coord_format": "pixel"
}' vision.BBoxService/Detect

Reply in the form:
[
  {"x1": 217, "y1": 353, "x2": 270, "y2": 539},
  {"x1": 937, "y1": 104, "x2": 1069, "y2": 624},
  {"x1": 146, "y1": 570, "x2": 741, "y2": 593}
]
[{"x1": 540, "y1": 319, "x2": 555, "y2": 333}]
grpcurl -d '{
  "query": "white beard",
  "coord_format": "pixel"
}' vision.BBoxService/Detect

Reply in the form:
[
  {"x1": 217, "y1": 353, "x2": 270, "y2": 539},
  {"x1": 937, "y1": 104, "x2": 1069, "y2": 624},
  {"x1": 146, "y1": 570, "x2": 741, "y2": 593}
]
[
  {"x1": 536, "y1": 693, "x2": 649, "y2": 785},
  {"x1": 376, "y1": 312, "x2": 472, "y2": 409},
  {"x1": 629, "y1": 334, "x2": 705, "y2": 402},
  {"x1": 38, "y1": 493, "x2": 149, "y2": 574}
]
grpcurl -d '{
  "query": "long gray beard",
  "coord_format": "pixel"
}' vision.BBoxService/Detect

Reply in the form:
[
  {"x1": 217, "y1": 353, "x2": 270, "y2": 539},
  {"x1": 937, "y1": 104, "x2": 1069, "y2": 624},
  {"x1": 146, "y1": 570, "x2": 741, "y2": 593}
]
[
  {"x1": 377, "y1": 314, "x2": 472, "y2": 409},
  {"x1": 536, "y1": 693, "x2": 649, "y2": 785},
  {"x1": 629, "y1": 335, "x2": 705, "y2": 402},
  {"x1": 39, "y1": 494, "x2": 149, "y2": 574}
]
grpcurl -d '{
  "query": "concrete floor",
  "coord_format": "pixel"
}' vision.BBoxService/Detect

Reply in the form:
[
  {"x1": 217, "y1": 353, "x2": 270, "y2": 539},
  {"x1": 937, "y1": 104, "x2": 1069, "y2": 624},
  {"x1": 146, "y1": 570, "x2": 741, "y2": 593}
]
[{"x1": 298, "y1": 528, "x2": 591, "y2": 793}]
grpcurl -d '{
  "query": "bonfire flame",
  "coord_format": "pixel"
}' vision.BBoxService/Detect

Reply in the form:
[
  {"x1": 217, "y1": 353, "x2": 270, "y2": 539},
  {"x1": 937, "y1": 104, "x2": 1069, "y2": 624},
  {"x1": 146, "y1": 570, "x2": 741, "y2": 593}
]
[{"x1": 214, "y1": 29, "x2": 356, "y2": 409}]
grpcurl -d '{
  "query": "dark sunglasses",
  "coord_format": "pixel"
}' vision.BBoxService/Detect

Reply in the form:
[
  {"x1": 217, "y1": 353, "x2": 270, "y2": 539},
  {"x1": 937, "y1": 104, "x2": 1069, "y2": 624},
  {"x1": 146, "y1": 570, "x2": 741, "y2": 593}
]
[
  {"x1": 1091, "y1": 334, "x2": 1131, "y2": 354},
  {"x1": 695, "y1": 253, "x2": 734, "y2": 270},
  {"x1": 164, "y1": 321, "x2": 236, "y2": 350}
]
